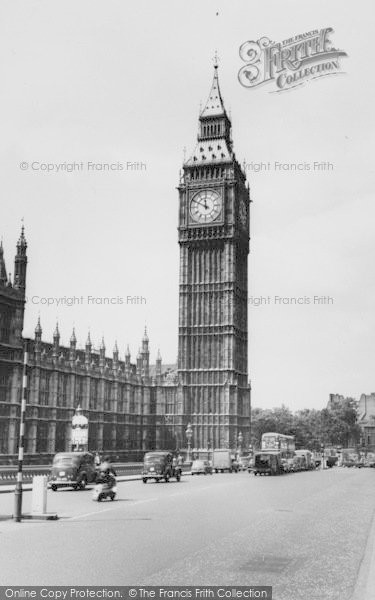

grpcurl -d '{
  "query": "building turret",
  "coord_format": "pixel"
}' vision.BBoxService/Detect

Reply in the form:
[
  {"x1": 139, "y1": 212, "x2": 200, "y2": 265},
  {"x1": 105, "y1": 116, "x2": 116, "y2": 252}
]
[
  {"x1": 99, "y1": 337, "x2": 106, "y2": 369},
  {"x1": 113, "y1": 341, "x2": 119, "y2": 371},
  {"x1": 156, "y1": 348, "x2": 162, "y2": 379},
  {"x1": 142, "y1": 326, "x2": 149, "y2": 352},
  {"x1": 141, "y1": 327, "x2": 150, "y2": 378},
  {"x1": 35, "y1": 316, "x2": 42, "y2": 342},
  {"x1": 0, "y1": 241, "x2": 7, "y2": 286},
  {"x1": 85, "y1": 332, "x2": 92, "y2": 366},
  {"x1": 34, "y1": 317, "x2": 42, "y2": 360},
  {"x1": 136, "y1": 348, "x2": 142, "y2": 377},
  {"x1": 13, "y1": 225, "x2": 27, "y2": 295},
  {"x1": 125, "y1": 345, "x2": 131, "y2": 376},
  {"x1": 52, "y1": 323, "x2": 60, "y2": 358},
  {"x1": 69, "y1": 327, "x2": 77, "y2": 362}
]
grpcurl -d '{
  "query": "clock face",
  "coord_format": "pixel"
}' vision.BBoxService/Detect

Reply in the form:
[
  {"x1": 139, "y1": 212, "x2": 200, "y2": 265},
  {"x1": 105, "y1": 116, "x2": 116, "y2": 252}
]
[
  {"x1": 190, "y1": 190, "x2": 222, "y2": 224},
  {"x1": 239, "y1": 201, "x2": 247, "y2": 226}
]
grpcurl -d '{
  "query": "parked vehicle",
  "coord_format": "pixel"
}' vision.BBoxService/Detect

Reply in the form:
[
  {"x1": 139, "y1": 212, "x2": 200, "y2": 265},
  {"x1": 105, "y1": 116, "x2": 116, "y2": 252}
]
[
  {"x1": 238, "y1": 456, "x2": 250, "y2": 471},
  {"x1": 292, "y1": 455, "x2": 305, "y2": 472},
  {"x1": 261, "y1": 433, "x2": 295, "y2": 458},
  {"x1": 280, "y1": 458, "x2": 291, "y2": 473},
  {"x1": 253, "y1": 451, "x2": 283, "y2": 476},
  {"x1": 142, "y1": 451, "x2": 182, "y2": 483},
  {"x1": 295, "y1": 450, "x2": 314, "y2": 470},
  {"x1": 212, "y1": 450, "x2": 237, "y2": 473},
  {"x1": 92, "y1": 473, "x2": 117, "y2": 501},
  {"x1": 49, "y1": 452, "x2": 97, "y2": 491},
  {"x1": 191, "y1": 460, "x2": 213, "y2": 475}
]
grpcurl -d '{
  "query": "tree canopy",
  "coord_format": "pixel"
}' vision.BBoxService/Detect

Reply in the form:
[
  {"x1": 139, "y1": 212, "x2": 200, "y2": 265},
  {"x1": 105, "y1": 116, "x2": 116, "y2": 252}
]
[{"x1": 251, "y1": 401, "x2": 360, "y2": 450}]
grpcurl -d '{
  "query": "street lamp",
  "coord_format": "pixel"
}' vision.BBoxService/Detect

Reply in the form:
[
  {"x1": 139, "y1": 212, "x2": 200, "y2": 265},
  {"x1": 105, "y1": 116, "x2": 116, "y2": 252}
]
[
  {"x1": 321, "y1": 442, "x2": 325, "y2": 470},
  {"x1": 14, "y1": 340, "x2": 29, "y2": 522},
  {"x1": 186, "y1": 423, "x2": 193, "y2": 464},
  {"x1": 238, "y1": 431, "x2": 243, "y2": 458}
]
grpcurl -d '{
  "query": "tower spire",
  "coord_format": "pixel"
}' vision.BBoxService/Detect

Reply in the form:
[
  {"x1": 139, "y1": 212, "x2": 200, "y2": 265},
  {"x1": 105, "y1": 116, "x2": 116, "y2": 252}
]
[
  {"x1": 14, "y1": 223, "x2": 27, "y2": 294},
  {"x1": 200, "y1": 61, "x2": 227, "y2": 119}
]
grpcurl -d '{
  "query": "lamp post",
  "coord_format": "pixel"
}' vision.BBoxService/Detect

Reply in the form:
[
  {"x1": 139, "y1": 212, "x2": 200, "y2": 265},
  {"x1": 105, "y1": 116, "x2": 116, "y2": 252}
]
[
  {"x1": 321, "y1": 442, "x2": 325, "y2": 470},
  {"x1": 14, "y1": 340, "x2": 29, "y2": 522},
  {"x1": 238, "y1": 431, "x2": 243, "y2": 459},
  {"x1": 186, "y1": 423, "x2": 193, "y2": 464}
]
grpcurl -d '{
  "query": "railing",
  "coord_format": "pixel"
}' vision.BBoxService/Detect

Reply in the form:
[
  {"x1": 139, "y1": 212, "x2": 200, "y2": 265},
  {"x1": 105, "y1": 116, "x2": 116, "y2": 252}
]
[
  {"x1": 0, "y1": 462, "x2": 191, "y2": 485},
  {"x1": 0, "y1": 463, "x2": 143, "y2": 485}
]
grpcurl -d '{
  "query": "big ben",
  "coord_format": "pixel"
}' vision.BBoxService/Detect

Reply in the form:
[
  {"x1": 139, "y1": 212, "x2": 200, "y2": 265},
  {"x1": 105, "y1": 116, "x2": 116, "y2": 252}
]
[{"x1": 177, "y1": 64, "x2": 251, "y2": 451}]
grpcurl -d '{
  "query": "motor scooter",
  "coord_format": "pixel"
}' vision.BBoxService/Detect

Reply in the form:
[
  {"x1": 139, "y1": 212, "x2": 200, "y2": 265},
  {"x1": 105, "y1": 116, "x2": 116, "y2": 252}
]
[{"x1": 92, "y1": 474, "x2": 117, "y2": 501}]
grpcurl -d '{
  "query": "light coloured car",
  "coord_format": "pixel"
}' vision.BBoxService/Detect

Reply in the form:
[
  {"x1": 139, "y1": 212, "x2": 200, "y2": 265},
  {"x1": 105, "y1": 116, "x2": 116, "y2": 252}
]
[{"x1": 191, "y1": 460, "x2": 213, "y2": 475}]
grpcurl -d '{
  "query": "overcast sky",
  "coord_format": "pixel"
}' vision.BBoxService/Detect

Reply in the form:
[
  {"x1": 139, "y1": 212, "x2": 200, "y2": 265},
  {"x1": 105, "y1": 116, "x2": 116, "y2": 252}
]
[{"x1": 1, "y1": 0, "x2": 374, "y2": 411}]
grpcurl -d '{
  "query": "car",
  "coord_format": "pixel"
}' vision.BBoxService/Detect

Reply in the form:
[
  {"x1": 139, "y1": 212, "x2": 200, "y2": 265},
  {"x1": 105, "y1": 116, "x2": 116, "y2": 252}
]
[
  {"x1": 49, "y1": 452, "x2": 97, "y2": 491},
  {"x1": 142, "y1": 451, "x2": 182, "y2": 483},
  {"x1": 191, "y1": 459, "x2": 213, "y2": 475},
  {"x1": 237, "y1": 457, "x2": 250, "y2": 471}
]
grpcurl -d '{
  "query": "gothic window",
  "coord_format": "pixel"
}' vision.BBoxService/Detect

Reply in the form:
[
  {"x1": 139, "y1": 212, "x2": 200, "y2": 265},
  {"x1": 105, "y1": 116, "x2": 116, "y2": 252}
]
[
  {"x1": 0, "y1": 371, "x2": 10, "y2": 402},
  {"x1": 90, "y1": 380, "x2": 98, "y2": 410},
  {"x1": 0, "y1": 420, "x2": 8, "y2": 453},
  {"x1": 36, "y1": 421, "x2": 48, "y2": 453},
  {"x1": 57, "y1": 374, "x2": 67, "y2": 407},
  {"x1": 104, "y1": 382, "x2": 111, "y2": 411},
  {"x1": 40, "y1": 372, "x2": 50, "y2": 406}
]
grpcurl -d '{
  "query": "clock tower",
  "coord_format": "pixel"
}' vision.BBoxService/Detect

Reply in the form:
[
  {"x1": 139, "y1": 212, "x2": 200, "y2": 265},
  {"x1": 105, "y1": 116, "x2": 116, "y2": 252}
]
[{"x1": 177, "y1": 65, "x2": 251, "y2": 451}]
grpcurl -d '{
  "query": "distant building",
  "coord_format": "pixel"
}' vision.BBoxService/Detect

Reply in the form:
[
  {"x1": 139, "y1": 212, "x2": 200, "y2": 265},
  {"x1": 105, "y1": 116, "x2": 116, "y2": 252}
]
[
  {"x1": 357, "y1": 393, "x2": 375, "y2": 448},
  {"x1": 327, "y1": 394, "x2": 357, "y2": 410}
]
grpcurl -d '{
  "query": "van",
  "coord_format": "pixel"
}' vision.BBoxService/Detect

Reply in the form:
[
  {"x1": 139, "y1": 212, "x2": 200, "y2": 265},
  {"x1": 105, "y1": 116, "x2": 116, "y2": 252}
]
[
  {"x1": 49, "y1": 452, "x2": 97, "y2": 491},
  {"x1": 212, "y1": 450, "x2": 236, "y2": 473},
  {"x1": 253, "y1": 451, "x2": 283, "y2": 476}
]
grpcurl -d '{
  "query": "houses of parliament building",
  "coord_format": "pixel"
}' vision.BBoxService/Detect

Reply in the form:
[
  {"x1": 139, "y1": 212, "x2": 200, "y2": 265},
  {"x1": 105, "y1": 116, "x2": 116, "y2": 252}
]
[{"x1": 0, "y1": 66, "x2": 252, "y2": 459}]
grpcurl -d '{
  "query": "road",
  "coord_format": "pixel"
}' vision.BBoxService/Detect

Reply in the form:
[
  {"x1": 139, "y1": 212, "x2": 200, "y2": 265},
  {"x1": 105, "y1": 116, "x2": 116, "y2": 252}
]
[{"x1": 0, "y1": 468, "x2": 374, "y2": 599}]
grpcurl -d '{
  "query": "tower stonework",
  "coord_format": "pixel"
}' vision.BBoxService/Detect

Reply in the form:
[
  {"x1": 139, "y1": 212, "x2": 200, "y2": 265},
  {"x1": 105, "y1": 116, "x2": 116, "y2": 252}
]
[{"x1": 177, "y1": 66, "x2": 251, "y2": 450}]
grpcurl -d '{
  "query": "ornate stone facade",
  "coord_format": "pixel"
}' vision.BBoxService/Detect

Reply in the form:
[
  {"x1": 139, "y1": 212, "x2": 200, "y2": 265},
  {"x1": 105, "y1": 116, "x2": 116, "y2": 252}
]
[
  {"x1": 176, "y1": 65, "x2": 251, "y2": 450},
  {"x1": 0, "y1": 68, "x2": 251, "y2": 457}
]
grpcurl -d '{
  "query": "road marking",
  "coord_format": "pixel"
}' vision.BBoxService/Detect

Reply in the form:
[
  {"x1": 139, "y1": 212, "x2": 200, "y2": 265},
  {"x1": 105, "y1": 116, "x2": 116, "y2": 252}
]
[
  {"x1": 66, "y1": 479, "x2": 237, "y2": 520},
  {"x1": 67, "y1": 496, "x2": 160, "y2": 520}
]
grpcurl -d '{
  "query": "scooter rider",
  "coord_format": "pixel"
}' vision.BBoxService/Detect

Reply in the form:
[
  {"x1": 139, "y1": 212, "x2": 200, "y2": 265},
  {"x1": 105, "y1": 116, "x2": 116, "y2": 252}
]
[{"x1": 97, "y1": 456, "x2": 117, "y2": 483}]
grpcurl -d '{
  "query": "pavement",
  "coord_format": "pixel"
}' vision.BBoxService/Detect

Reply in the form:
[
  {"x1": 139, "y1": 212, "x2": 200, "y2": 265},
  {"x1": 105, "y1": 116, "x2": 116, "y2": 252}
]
[{"x1": 0, "y1": 473, "x2": 143, "y2": 494}]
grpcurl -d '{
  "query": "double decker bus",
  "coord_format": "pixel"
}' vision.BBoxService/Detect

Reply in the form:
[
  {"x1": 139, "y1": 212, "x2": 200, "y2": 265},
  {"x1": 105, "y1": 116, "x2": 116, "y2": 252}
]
[{"x1": 261, "y1": 432, "x2": 295, "y2": 459}]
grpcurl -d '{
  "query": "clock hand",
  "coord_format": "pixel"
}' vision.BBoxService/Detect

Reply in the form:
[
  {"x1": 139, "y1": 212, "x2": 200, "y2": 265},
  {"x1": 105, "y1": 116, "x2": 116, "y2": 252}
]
[{"x1": 195, "y1": 199, "x2": 209, "y2": 210}]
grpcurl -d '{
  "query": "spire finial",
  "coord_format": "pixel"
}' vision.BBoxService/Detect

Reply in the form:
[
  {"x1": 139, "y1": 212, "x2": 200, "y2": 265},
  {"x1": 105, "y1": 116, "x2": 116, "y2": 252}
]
[{"x1": 213, "y1": 50, "x2": 220, "y2": 70}]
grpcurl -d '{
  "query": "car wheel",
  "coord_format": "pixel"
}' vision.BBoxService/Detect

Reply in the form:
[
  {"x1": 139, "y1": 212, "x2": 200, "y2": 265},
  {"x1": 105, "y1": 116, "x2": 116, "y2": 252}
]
[
  {"x1": 51, "y1": 485, "x2": 57, "y2": 491},
  {"x1": 110, "y1": 493, "x2": 115, "y2": 501},
  {"x1": 142, "y1": 478, "x2": 147, "y2": 484},
  {"x1": 165, "y1": 474, "x2": 170, "y2": 483},
  {"x1": 80, "y1": 477, "x2": 87, "y2": 490},
  {"x1": 98, "y1": 494, "x2": 103, "y2": 502},
  {"x1": 176, "y1": 473, "x2": 181, "y2": 482}
]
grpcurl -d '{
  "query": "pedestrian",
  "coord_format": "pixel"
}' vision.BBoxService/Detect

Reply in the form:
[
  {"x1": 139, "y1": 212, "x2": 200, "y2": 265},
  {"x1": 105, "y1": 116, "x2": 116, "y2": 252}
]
[{"x1": 94, "y1": 452, "x2": 101, "y2": 467}]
